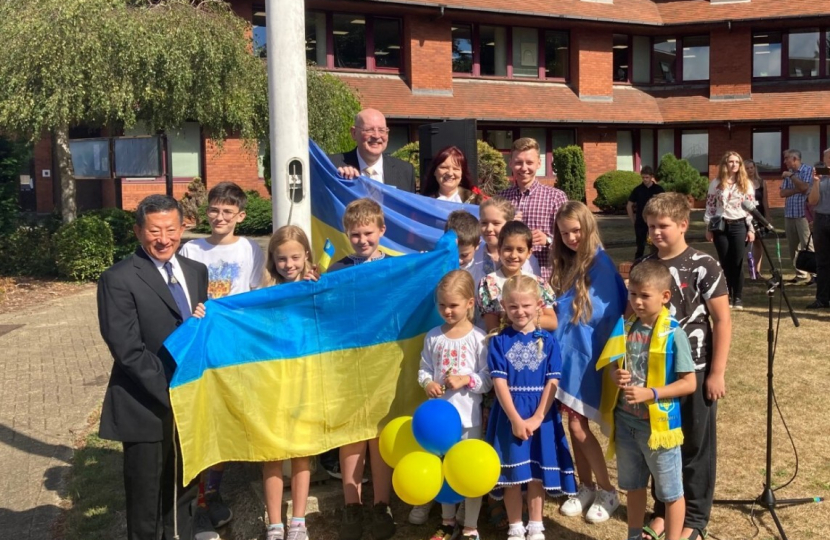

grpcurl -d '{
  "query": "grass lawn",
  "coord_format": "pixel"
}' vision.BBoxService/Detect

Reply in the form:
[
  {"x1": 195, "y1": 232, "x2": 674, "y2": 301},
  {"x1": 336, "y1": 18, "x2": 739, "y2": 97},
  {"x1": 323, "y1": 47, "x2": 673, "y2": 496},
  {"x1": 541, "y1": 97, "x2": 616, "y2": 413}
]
[{"x1": 62, "y1": 210, "x2": 829, "y2": 540}]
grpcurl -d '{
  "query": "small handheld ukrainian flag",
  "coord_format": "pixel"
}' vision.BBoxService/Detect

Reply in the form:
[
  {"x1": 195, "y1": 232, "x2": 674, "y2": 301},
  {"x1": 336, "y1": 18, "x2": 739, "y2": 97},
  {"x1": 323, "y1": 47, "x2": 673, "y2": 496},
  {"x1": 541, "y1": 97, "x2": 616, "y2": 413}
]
[{"x1": 317, "y1": 239, "x2": 336, "y2": 273}]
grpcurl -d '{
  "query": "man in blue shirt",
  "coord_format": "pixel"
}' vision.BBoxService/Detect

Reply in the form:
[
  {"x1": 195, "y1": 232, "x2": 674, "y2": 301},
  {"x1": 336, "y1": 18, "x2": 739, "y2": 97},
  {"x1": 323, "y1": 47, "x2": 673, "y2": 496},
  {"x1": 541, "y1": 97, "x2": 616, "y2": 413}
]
[{"x1": 780, "y1": 149, "x2": 814, "y2": 283}]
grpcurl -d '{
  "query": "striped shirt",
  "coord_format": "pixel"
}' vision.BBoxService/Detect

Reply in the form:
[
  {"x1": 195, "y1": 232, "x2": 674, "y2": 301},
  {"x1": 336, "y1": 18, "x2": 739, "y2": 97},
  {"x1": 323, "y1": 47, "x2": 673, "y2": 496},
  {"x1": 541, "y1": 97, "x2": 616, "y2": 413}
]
[
  {"x1": 499, "y1": 180, "x2": 568, "y2": 281},
  {"x1": 781, "y1": 163, "x2": 813, "y2": 219}
]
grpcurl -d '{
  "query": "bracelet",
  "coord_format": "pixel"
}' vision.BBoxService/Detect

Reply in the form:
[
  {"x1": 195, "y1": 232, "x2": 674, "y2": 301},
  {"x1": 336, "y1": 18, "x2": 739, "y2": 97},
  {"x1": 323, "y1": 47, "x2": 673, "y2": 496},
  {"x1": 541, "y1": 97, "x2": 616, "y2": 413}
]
[
  {"x1": 651, "y1": 387, "x2": 659, "y2": 402},
  {"x1": 421, "y1": 378, "x2": 433, "y2": 389},
  {"x1": 467, "y1": 376, "x2": 476, "y2": 390}
]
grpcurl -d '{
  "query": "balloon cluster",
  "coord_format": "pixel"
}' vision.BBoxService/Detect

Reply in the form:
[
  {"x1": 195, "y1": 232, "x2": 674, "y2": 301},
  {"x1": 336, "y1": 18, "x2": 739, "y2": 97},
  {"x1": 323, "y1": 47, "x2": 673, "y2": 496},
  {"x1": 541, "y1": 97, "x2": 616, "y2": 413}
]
[{"x1": 379, "y1": 400, "x2": 501, "y2": 506}]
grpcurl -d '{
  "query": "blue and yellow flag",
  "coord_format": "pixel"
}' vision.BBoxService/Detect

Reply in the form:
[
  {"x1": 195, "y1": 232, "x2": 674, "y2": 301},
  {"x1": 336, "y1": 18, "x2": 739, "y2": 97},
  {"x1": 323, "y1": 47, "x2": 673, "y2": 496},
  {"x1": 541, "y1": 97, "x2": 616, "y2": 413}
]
[
  {"x1": 309, "y1": 141, "x2": 479, "y2": 261},
  {"x1": 165, "y1": 233, "x2": 459, "y2": 483}
]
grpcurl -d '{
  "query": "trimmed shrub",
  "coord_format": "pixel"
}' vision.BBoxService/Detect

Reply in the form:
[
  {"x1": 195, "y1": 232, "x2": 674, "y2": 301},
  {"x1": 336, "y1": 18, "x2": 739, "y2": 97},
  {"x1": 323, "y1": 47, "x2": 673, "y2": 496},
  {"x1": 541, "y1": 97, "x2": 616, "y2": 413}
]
[
  {"x1": 477, "y1": 140, "x2": 509, "y2": 195},
  {"x1": 0, "y1": 225, "x2": 55, "y2": 276},
  {"x1": 594, "y1": 171, "x2": 642, "y2": 213},
  {"x1": 553, "y1": 146, "x2": 587, "y2": 203},
  {"x1": 656, "y1": 154, "x2": 708, "y2": 200},
  {"x1": 234, "y1": 191, "x2": 272, "y2": 236},
  {"x1": 180, "y1": 177, "x2": 207, "y2": 227},
  {"x1": 82, "y1": 208, "x2": 137, "y2": 261},
  {"x1": 53, "y1": 215, "x2": 114, "y2": 281},
  {"x1": 391, "y1": 141, "x2": 420, "y2": 178}
]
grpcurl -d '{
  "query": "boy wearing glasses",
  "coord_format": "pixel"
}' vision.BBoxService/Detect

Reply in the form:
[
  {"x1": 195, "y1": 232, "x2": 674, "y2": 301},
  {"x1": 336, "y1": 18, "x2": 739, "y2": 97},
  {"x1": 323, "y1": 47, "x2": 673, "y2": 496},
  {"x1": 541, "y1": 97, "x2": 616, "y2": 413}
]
[
  {"x1": 178, "y1": 181, "x2": 265, "y2": 536},
  {"x1": 329, "y1": 108, "x2": 416, "y2": 192}
]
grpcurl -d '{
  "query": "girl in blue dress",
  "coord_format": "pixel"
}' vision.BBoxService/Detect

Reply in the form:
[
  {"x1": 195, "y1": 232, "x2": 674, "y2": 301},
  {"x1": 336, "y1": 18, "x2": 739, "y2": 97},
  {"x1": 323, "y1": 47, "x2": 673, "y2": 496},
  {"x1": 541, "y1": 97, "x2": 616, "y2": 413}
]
[{"x1": 486, "y1": 275, "x2": 577, "y2": 540}]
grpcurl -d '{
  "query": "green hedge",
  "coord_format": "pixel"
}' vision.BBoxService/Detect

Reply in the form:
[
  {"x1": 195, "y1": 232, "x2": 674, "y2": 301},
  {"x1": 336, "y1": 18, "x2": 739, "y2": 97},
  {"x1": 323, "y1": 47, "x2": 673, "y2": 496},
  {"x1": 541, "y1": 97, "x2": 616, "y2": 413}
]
[
  {"x1": 656, "y1": 154, "x2": 709, "y2": 200},
  {"x1": 53, "y1": 215, "x2": 114, "y2": 281},
  {"x1": 553, "y1": 146, "x2": 587, "y2": 203},
  {"x1": 82, "y1": 208, "x2": 137, "y2": 261},
  {"x1": 194, "y1": 190, "x2": 272, "y2": 236},
  {"x1": 594, "y1": 171, "x2": 642, "y2": 213},
  {"x1": 0, "y1": 225, "x2": 56, "y2": 276}
]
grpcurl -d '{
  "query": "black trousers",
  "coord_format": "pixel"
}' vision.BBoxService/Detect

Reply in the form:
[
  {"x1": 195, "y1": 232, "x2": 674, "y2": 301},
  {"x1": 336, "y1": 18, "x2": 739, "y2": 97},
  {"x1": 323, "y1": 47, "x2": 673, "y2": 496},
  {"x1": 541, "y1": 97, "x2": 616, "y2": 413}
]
[
  {"x1": 634, "y1": 221, "x2": 649, "y2": 259},
  {"x1": 815, "y1": 213, "x2": 830, "y2": 303},
  {"x1": 123, "y1": 432, "x2": 197, "y2": 540},
  {"x1": 652, "y1": 370, "x2": 718, "y2": 531},
  {"x1": 712, "y1": 221, "x2": 747, "y2": 301}
]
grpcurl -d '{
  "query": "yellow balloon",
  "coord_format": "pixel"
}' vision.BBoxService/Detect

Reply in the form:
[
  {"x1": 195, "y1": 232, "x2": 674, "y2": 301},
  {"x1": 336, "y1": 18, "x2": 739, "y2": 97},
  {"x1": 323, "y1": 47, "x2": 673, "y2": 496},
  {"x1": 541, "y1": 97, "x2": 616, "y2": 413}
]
[
  {"x1": 443, "y1": 439, "x2": 501, "y2": 498},
  {"x1": 392, "y1": 451, "x2": 444, "y2": 506},
  {"x1": 378, "y1": 416, "x2": 423, "y2": 468}
]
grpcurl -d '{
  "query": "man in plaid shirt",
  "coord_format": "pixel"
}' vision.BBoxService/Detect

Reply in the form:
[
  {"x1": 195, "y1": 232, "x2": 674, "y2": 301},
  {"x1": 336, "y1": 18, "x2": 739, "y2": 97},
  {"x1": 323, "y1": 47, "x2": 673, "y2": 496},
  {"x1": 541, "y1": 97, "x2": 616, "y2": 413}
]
[
  {"x1": 780, "y1": 149, "x2": 814, "y2": 282},
  {"x1": 499, "y1": 137, "x2": 568, "y2": 281}
]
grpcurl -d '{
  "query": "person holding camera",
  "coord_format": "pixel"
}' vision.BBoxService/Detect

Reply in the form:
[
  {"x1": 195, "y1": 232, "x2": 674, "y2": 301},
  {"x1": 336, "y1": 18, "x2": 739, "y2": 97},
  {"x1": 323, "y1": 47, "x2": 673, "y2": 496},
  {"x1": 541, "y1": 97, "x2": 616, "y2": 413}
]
[
  {"x1": 704, "y1": 152, "x2": 756, "y2": 310},
  {"x1": 807, "y1": 148, "x2": 830, "y2": 309}
]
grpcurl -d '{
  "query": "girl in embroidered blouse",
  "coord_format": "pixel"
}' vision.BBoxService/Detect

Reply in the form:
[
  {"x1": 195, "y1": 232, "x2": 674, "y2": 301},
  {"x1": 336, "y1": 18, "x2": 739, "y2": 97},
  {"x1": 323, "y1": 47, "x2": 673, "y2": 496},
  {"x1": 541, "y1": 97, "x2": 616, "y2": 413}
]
[
  {"x1": 485, "y1": 275, "x2": 576, "y2": 540},
  {"x1": 704, "y1": 151, "x2": 756, "y2": 310},
  {"x1": 417, "y1": 269, "x2": 492, "y2": 540}
]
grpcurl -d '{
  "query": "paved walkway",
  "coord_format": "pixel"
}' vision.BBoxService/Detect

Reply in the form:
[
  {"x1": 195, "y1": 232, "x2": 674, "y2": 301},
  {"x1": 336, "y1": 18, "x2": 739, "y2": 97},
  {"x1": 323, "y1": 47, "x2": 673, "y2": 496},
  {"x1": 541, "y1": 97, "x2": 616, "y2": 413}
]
[{"x1": 0, "y1": 286, "x2": 112, "y2": 539}]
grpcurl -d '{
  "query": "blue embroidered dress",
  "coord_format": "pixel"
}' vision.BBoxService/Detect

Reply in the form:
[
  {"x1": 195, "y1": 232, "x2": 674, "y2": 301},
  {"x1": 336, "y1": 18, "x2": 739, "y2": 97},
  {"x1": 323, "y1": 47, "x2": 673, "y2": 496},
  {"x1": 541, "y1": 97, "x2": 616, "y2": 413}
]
[{"x1": 485, "y1": 327, "x2": 577, "y2": 499}]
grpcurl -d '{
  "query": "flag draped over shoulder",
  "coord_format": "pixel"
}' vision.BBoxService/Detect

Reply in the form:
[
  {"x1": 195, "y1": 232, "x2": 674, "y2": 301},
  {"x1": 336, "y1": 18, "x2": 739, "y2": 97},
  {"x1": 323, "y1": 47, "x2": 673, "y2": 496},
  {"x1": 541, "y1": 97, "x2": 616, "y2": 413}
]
[
  {"x1": 309, "y1": 141, "x2": 479, "y2": 261},
  {"x1": 552, "y1": 249, "x2": 628, "y2": 428},
  {"x1": 165, "y1": 233, "x2": 459, "y2": 484}
]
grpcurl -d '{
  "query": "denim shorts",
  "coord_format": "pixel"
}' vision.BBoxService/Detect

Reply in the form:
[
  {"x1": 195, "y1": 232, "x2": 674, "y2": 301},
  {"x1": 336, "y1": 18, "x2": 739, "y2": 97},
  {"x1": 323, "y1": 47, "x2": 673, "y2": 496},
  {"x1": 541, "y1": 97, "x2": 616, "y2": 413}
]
[{"x1": 615, "y1": 410, "x2": 683, "y2": 503}]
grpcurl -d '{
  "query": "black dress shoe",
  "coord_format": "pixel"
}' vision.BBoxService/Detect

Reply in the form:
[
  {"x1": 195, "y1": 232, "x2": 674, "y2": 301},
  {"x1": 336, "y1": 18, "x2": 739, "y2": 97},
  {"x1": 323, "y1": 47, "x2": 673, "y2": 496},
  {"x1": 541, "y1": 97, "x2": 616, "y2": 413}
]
[{"x1": 805, "y1": 300, "x2": 830, "y2": 309}]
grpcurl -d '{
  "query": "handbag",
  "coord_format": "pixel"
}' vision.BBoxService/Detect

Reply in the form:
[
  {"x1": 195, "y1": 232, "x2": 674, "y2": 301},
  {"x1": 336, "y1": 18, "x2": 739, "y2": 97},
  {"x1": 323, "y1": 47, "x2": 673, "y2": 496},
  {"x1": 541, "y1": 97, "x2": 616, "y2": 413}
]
[
  {"x1": 708, "y1": 215, "x2": 726, "y2": 232},
  {"x1": 795, "y1": 234, "x2": 816, "y2": 274}
]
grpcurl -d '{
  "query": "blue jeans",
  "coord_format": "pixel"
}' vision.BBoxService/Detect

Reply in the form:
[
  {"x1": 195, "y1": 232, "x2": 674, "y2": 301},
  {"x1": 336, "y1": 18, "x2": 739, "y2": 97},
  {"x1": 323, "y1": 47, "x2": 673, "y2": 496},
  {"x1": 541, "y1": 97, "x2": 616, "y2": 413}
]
[{"x1": 615, "y1": 410, "x2": 683, "y2": 503}]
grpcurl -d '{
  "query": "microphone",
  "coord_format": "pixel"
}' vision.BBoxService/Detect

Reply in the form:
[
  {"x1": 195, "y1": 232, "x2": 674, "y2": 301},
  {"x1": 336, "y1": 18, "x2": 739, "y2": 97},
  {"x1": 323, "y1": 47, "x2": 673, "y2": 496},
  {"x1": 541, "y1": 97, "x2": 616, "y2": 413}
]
[{"x1": 741, "y1": 200, "x2": 775, "y2": 232}]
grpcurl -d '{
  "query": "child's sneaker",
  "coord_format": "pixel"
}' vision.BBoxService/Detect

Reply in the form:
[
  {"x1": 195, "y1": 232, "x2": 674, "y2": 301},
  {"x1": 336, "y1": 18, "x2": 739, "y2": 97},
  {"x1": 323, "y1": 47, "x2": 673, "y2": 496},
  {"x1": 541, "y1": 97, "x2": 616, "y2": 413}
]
[
  {"x1": 340, "y1": 504, "x2": 364, "y2": 540},
  {"x1": 585, "y1": 488, "x2": 620, "y2": 523},
  {"x1": 526, "y1": 532, "x2": 545, "y2": 540},
  {"x1": 205, "y1": 491, "x2": 233, "y2": 528},
  {"x1": 429, "y1": 523, "x2": 456, "y2": 540},
  {"x1": 507, "y1": 523, "x2": 526, "y2": 540},
  {"x1": 559, "y1": 483, "x2": 596, "y2": 517},
  {"x1": 408, "y1": 502, "x2": 434, "y2": 525},
  {"x1": 371, "y1": 503, "x2": 396, "y2": 540},
  {"x1": 459, "y1": 531, "x2": 479, "y2": 540},
  {"x1": 266, "y1": 526, "x2": 285, "y2": 540},
  {"x1": 287, "y1": 525, "x2": 309, "y2": 540}
]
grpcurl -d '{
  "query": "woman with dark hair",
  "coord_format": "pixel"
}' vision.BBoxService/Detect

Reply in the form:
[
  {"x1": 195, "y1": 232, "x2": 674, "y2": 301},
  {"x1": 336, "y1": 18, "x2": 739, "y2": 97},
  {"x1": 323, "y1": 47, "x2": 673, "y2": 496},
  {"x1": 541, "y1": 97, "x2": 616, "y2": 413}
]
[
  {"x1": 421, "y1": 145, "x2": 483, "y2": 204},
  {"x1": 744, "y1": 159, "x2": 767, "y2": 278}
]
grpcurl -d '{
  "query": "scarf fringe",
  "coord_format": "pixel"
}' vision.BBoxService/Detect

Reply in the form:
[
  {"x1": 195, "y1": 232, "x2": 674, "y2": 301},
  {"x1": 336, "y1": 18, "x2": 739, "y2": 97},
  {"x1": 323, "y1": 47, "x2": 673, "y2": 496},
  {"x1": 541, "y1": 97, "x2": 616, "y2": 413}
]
[{"x1": 648, "y1": 427, "x2": 684, "y2": 450}]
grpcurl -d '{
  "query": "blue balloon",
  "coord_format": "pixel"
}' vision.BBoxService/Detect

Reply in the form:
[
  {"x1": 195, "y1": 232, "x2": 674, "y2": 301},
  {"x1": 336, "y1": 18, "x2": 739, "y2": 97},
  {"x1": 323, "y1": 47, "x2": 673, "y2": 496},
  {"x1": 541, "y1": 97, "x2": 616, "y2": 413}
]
[
  {"x1": 435, "y1": 479, "x2": 464, "y2": 504},
  {"x1": 412, "y1": 399, "x2": 463, "y2": 456}
]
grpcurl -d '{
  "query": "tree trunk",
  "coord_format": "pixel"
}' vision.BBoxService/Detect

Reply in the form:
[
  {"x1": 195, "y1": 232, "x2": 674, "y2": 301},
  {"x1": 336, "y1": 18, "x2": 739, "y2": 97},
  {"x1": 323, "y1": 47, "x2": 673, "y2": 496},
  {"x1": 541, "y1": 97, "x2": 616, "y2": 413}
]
[{"x1": 53, "y1": 127, "x2": 76, "y2": 223}]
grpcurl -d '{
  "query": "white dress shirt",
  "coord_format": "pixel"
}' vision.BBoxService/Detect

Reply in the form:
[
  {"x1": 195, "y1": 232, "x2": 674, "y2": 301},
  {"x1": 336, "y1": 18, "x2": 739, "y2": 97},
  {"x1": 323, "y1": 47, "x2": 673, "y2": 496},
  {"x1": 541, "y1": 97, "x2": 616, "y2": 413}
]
[
  {"x1": 144, "y1": 249, "x2": 193, "y2": 311},
  {"x1": 356, "y1": 152, "x2": 385, "y2": 184}
]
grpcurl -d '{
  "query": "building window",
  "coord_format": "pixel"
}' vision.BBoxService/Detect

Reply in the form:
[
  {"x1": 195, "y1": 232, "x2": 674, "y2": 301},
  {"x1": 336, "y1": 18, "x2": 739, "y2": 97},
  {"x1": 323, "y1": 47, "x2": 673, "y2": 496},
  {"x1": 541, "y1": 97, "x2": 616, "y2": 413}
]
[
  {"x1": 253, "y1": 8, "x2": 401, "y2": 72},
  {"x1": 452, "y1": 25, "x2": 474, "y2": 73},
  {"x1": 386, "y1": 125, "x2": 410, "y2": 154},
  {"x1": 789, "y1": 29, "x2": 820, "y2": 77},
  {"x1": 632, "y1": 36, "x2": 651, "y2": 83},
  {"x1": 613, "y1": 35, "x2": 630, "y2": 82},
  {"x1": 681, "y1": 130, "x2": 708, "y2": 173},
  {"x1": 617, "y1": 131, "x2": 635, "y2": 171},
  {"x1": 789, "y1": 125, "x2": 821, "y2": 165},
  {"x1": 544, "y1": 31, "x2": 569, "y2": 79},
  {"x1": 453, "y1": 24, "x2": 568, "y2": 80},
  {"x1": 477, "y1": 127, "x2": 574, "y2": 177},
  {"x1": 657, "y1": 129, "x2": 675, "y2": 162},
  {"x1": 640, "y1": 129, "x2": 655, "y2": 169},
  {"x1": 753, "y1": 32, "x2": 782, "y2": 77},
  {"x1": 653, "y1": 38, "x2": 677, "y2": 83},
  {"x1": 682, "y1": 36, "x2": 710, "y2": 81},
  {"x1": 752, "y1": 129, "x2": 783, "y2": 172}
]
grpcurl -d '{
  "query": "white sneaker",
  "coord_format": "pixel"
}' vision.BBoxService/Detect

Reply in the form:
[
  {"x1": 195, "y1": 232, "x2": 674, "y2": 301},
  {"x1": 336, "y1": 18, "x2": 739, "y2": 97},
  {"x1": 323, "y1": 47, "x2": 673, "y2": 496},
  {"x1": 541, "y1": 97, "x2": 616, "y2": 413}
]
[
  {"x1": 408, "y1": 502, "x2": 434, "y2": 525},
  {"x1": 559, "y1": 483, "x2": 596, "y2": 517},
  {"x1": 585, "y1": 488, "x2": 620, "y2": 523}
]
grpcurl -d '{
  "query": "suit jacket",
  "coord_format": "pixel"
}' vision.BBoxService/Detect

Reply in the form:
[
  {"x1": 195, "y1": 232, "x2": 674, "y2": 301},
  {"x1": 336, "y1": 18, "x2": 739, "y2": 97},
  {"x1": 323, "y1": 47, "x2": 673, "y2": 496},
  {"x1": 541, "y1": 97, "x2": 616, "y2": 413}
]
[
  {"x1": 329, "y1": 148, "x2": 416, "y2": 192},
  {"x1": 97, "y1": 248, "x2": 208, "y2": 443}
]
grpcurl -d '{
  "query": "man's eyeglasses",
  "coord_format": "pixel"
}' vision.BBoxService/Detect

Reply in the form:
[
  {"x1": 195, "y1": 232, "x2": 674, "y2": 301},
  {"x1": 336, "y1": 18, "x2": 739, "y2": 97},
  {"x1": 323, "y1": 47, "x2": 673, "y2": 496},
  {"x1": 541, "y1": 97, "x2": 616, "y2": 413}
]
[
  {"x1": 206, "y1": 208, "x2": 241, "y2": 220},
  {"x1": 358, "y1": 127, "x2": 390, "y2": 136}
]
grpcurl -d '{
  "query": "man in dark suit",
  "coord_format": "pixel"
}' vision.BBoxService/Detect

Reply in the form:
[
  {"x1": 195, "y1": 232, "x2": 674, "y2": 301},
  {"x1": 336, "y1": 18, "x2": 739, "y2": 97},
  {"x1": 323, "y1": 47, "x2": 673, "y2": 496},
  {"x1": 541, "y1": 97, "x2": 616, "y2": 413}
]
[
  {"x1": 97, "y1": 194, "x2": 209, "y2": 540},
  {"x1": 328, "y1": 108, "x2": 416, "y2": 192}
]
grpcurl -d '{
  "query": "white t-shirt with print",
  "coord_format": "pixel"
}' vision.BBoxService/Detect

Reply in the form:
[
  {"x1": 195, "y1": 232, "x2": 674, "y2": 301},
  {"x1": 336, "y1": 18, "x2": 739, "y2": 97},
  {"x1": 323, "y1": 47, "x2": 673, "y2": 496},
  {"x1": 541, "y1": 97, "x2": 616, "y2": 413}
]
[{"x1": 179, "y1": 237, "x2": 265, "y2": 299}]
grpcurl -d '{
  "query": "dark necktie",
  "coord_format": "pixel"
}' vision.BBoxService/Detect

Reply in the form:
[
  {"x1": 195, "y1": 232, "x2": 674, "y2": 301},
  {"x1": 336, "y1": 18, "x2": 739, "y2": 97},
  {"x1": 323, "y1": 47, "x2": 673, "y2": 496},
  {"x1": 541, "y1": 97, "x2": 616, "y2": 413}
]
[{"x1": 163, "y1": 261, "x2": 191, "y2": 321}]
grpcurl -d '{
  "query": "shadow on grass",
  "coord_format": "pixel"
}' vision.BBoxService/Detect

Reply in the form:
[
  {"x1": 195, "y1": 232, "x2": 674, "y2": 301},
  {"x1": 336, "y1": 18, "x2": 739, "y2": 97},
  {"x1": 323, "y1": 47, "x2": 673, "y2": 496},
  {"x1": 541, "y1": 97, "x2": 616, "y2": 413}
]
[{"x1": 60, "y1": 433, "x2": 126, "y2": 540}]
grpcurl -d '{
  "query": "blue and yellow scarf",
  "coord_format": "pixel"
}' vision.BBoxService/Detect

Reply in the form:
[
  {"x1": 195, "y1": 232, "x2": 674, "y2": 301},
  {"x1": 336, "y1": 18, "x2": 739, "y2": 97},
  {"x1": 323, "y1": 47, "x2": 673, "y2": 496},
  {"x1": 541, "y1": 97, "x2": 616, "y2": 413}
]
[{"x1": 596, "y1": 307, "x2": 684, "y2": 458}]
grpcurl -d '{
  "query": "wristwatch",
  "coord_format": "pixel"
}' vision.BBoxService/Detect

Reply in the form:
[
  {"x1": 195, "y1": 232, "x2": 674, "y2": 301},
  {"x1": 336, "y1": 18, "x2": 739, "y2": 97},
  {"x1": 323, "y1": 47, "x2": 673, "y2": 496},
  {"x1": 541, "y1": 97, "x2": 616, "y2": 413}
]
[{"x1": 545, "y1": 235, "x2": 553, "y2": 246}]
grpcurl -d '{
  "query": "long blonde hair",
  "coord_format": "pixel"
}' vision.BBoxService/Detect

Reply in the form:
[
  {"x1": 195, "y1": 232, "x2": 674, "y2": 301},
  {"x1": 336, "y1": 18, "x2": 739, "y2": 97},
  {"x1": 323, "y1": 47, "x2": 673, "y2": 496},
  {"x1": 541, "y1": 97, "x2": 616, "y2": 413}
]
[
  {"x1": 717, "y1": 151, "x2": 752, "y2": 194},
  {"x1": 549, "y1": 201, "x2": 601, "y2": 324},
  {"x1": 262, "y1": 225, "x2": 314, "y2": 286},
  {"x1": 436, "y1": 269, "x2": 475, "y2": 322},
  {"x1": 500, "y1": 275, "x2": 544, "y2": 355}
]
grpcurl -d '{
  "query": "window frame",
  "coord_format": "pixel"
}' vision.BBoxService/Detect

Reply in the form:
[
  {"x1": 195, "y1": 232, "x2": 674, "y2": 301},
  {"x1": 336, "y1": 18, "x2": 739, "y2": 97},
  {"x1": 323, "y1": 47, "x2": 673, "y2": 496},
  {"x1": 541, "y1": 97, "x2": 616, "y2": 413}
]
[
  {"x1": 450, "y1": 22, "x2": 569, "y2": 82},
  {"x1": 650, "y1": 35, "x2": 710, "y2": 85},
  {"x1": 477, "y1": 126, "x2": 576, "y2": 177},
  {"x1": 252, "y1": 7, "x2": 403, "y2": 73},
  {"x1": 622, "y1": 128, "x2": 711, "y2": 174},
  {"x1": 612, "y1": 34, "x2": 633, "y2": 84},
  {"x1": 751, "y1": 125, "x2": 830, "y2": 174},
  {"x1": 752, "y1": 28, "x2": 830, "y2": 81}
]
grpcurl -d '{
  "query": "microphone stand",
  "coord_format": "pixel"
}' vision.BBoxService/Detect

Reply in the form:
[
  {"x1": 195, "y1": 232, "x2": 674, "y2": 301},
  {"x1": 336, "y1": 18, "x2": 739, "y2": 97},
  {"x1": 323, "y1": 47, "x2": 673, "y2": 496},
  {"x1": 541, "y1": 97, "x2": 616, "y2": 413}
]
[{"x1": 713, "y1": 233, "x2": 823, "y2": 539}]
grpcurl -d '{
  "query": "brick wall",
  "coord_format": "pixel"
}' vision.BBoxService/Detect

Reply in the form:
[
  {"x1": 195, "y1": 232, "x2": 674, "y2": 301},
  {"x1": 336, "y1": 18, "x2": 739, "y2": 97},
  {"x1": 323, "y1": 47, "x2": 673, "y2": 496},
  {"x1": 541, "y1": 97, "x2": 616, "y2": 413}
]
[
  {"x1": 710, "y1": 28, "x2": 751, "y2": 98},
  {"x1": 579, "y1": 127, "x2": 618, "y2": 210},
  {"x1": 121, "y1": 182, "x2": 191, "y2": 211},
  {"x1": 707, "y1": 125, "x2": 751, "y2": 179},
  {"x1": 570, "y1": 30, "x2": 613, "y2": 100},
  {"x1": 204, "y1": 138, "x2": 268, "y2": 197},
  {"x1": 404, "y1": 15, "x2": 452, "y2": 93}
]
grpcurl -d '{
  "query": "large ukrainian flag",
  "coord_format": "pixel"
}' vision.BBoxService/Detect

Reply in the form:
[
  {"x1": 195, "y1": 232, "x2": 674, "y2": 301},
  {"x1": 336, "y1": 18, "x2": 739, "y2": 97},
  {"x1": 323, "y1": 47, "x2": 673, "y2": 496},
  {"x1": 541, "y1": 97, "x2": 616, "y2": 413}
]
[
  {"x1": 309, "y1": 141, "x2": 479, "y2": 259},
  {"x1": 166, "y1": 233, "x2": 458, "y2": 484}
]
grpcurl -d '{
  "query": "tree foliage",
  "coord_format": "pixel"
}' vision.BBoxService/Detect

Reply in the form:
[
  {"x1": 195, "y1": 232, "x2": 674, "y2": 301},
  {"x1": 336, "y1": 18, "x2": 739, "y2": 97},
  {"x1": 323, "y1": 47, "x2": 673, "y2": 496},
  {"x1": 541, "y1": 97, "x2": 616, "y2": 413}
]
[
  {"x1": 656, "y1": 154, "x2": 708, "y2": 200},
  {"x1": 0, "y1": 0, "x2": 268, "y2": 141},
  {"x1": 553, "y1": 146, "x2": 587, "y2": 203}
]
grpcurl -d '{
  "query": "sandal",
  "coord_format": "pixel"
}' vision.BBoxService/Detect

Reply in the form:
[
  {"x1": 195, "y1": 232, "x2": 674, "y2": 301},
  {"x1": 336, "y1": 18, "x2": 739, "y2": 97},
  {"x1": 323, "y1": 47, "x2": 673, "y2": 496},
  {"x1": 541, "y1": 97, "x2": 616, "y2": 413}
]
[
  {"x1": 642, "y1": 525, "x2": 665, "y2": 540},
  {"x1": 680, "y1": 529, "x2": 708, "y2": 540},
  {"x1": 487, "y1": 497, "x2": 508, "y2": 530}
]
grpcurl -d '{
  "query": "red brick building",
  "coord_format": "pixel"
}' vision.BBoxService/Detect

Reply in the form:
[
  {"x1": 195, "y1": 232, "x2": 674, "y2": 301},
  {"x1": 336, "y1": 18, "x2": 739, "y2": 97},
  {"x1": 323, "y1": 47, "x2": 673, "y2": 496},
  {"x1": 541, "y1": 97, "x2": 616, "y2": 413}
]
[{"x1": 30, "y1": 0, "x2": 830, "y2": 212}]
